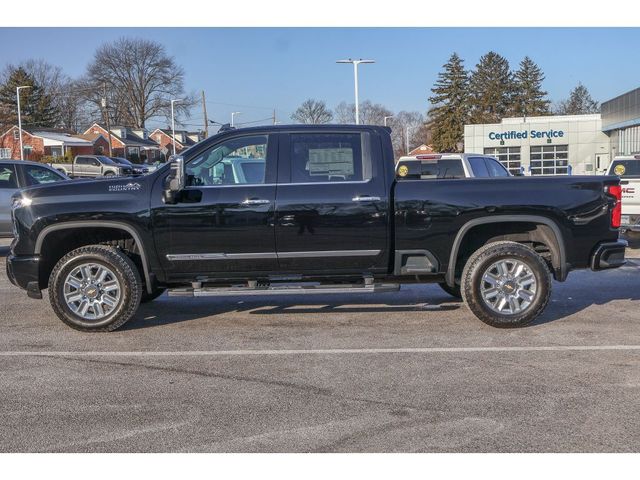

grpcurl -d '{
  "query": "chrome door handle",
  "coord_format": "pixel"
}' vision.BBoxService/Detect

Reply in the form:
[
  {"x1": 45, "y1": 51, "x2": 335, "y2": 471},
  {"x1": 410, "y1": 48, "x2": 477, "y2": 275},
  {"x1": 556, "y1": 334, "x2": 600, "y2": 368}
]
[
  {"x1": 242, "y1": 198, "x2": 271, "y2": 205},
  {"x1": 352, "y1": 195, "x2": 381, "y2": 202}
]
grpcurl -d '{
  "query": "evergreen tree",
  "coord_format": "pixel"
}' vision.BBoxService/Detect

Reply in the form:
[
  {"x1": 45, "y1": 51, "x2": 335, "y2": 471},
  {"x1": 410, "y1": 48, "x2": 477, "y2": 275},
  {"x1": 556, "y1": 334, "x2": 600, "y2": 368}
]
[
  {"x1": 555, "y1": 83, "x2": 599, "y2": 115},
  {"x1": 512, "y1": 56, "x2": 550, "y2": 117},
  {"x1": 428, "y1": 53, "x2": 469, "y2": 152},
  {"x1": 468, "y1": 51, "x2": 514, "y2": 124},
  {"x1": 0, "y1": 67, "x2": 58, "y2": 130}
]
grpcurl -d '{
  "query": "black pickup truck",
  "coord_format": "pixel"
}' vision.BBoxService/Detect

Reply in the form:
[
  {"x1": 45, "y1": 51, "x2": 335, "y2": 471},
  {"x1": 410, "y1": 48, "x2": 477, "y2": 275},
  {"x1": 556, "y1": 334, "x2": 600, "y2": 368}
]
[{"x1": 6, "y1": 124, "x2": 627, "y2": 331}]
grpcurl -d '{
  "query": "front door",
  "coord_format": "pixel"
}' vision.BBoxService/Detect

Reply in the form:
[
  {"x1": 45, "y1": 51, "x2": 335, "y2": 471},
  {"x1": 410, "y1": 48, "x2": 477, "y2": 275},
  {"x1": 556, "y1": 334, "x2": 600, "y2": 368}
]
[
  {"x1": 152, "y1": 133, "x2": 278, "y2": 280},
  {"x1": 274, "y1": 130, "x2": 389, "y2": 274}
]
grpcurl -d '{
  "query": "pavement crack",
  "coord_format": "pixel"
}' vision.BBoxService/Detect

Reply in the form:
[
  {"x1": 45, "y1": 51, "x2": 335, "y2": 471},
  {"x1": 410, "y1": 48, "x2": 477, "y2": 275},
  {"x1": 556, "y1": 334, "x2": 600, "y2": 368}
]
[{"x1": 51, "y1": 355, "x2": 433, "y2": 414}]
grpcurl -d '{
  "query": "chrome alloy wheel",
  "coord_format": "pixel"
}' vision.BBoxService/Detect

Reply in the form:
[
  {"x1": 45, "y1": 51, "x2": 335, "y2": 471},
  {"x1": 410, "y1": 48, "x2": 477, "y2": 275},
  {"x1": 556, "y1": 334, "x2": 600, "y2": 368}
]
[
  {"x1": 480, "y1": 258, "x2": 537, "y2": 315},
  {"x1": 63, "y1": 263, "x2": 122, "y2": 321}
]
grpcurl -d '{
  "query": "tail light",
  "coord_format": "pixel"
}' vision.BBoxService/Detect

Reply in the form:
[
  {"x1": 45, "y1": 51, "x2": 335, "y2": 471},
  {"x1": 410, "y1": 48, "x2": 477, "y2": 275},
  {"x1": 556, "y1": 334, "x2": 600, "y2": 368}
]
[{"x1": 606, "y1": 184, "x2": 622, "y2": 228}]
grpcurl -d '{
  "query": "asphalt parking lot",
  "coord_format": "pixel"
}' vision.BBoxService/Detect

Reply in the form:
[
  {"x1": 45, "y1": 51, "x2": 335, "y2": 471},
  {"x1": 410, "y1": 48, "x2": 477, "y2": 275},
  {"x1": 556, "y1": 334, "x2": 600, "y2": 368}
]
[{"x1": 0, "y1": 238, "x2": 639, "y2": 452}]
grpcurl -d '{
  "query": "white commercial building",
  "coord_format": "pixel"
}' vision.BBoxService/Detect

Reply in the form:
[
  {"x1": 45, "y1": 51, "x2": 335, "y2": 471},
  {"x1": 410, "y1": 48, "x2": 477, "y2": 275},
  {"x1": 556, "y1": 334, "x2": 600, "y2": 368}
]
[{"x1": 464, "y1": 114, "x2": 611, "y2": 176}]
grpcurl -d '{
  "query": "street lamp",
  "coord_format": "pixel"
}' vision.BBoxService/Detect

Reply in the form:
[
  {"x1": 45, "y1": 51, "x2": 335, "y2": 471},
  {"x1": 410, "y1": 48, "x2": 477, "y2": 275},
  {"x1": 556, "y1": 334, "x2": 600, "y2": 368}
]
[
  {"x1": 336, "y1": 58, "x2": 375, "y2": 125},
  {"x1": 231, "y1": 111, "x2": 242, "y2": 127},
  {"x1": 405, "y1": 125, "x2": 415, "y2": 155},
  {"x1": 384, "y1": 115, "x2": 394, "y2": 127},
  {"x1": 170, "y1": 99, "x2": 180, "y2": 157},
  {"x1": 16, "y1": 85, "x2": 31, "y2": 161}
]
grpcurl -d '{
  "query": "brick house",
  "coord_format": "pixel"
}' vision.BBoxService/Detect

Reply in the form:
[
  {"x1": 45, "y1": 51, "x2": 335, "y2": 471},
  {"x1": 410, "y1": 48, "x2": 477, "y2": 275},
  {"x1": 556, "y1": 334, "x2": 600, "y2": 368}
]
[
  {"x1": 408, "y1": 144, "x2": 435, "y2": 156},
  {"x1": 0, "y1": 126, "x2": 106, "y2": 161},
  {"x1": 84, "y1": 123, "x2": 161, "y2": 163},
  {"x1": 149, "y1": 129, "x2": 204, "y2": 160}
]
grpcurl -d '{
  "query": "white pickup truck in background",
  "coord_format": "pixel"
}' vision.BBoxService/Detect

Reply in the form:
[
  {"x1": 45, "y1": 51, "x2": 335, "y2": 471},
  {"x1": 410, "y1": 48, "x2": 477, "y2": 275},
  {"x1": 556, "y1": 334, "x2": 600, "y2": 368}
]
[{"x1": 607, "y1": 155, "x2": 640, "y2": 234}]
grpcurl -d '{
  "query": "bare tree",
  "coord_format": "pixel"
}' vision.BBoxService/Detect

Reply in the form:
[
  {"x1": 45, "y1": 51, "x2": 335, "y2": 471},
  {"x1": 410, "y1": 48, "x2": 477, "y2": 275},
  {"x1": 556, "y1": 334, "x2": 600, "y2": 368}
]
[
  {"x1": 291, "y1": 99, "x2": 333, "y2": 124},
  {"x1": 388, "y1": 111, "x2": 426, "y2": 157},
  {"x1": 334, "y1": 100, "x2": 393, "y2": 125},
  {"x1": 84, "y1": 37, "x2": 194, "y2": 128}
]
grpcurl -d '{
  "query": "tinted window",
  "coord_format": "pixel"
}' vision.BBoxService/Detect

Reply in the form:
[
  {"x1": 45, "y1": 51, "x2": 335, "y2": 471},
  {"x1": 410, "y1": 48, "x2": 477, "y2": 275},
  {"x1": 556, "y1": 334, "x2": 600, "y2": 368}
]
[
  {"x1": 610, "y1": 160, "x2": 640, "y2": 177},
  {"x1": 75, "y1": 157, "x2": 89, "y2": 165},
  {"x1": 290, "y1": 133, "x2": 368, "y2": 183},
  {"x1": 469, "y1": 157, "x2": 490, "y2": 177},
  {"x1": 485, "y1": 157, "x2": 510, "y2": 177},
  {"x1": 430, "y1": 159, "x2": 464, "y2": 179},
  {"x1": 186, "y1": 135, "x2": 267, "y2": 186},
  {"x1": 0, "y1": 164, "x2": 18, "y2": 189},
  {"x1": 22, "y1": 165, "x2": 65, "y2": 186},
  {"x1": 240, "y1": 162, "x2": 265, "y2": 184}
]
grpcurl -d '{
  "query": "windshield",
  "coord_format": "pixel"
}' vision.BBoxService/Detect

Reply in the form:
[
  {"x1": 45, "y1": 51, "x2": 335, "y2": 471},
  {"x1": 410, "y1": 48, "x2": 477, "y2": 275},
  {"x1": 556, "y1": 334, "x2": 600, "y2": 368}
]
[
  {"x1": 97, "y1": 156, "x2": 117, "y2": 165},
  {"x1": 609, "y1": 160, "x2": 640, "y2": 177},
  {"x1": 110, "y1": 157, "x2": 132, "y2": 166}
]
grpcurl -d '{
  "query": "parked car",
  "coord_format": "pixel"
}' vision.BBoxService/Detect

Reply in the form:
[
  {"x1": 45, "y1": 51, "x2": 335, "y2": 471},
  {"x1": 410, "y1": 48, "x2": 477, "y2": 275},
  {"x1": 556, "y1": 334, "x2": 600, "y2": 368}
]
[
  {"x1": 395, "y1": 153, "x2": 511, "y2": 179},
  {"x1": 109, "y1": 157, "x2": 149, "y2": 176},
  {"x1": 6, "y1": 124, "x2": 626, "y2": 332},
  {"x1": 606, "y1": 155, "x2": 640, "y2": 233},
  {"x1": 0, "y1": 160, "x2": 68, "y2": 237},
  {"x1": 50, "y1": 155, "x2": 132, "y2": 178}
]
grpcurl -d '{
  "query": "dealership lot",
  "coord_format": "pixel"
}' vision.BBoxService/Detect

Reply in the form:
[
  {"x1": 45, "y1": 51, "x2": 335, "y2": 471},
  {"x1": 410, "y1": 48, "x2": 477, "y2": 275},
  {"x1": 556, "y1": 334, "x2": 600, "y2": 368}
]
[{"x1": 0, "y1": 239, "x2": 639, "y2": 452}]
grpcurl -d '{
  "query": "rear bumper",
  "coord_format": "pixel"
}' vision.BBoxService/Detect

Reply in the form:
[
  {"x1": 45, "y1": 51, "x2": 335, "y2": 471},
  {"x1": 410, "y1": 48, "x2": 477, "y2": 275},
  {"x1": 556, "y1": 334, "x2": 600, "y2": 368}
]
[
  {"x1": 590, "y1": 240, "x2": 627, "y2": 271},
  {"x1": 6, "y1": 254, "x2": 42, "y2": 299},
  {"x1": 621, "y1": 214, "x2": 640, "y2": 231}
]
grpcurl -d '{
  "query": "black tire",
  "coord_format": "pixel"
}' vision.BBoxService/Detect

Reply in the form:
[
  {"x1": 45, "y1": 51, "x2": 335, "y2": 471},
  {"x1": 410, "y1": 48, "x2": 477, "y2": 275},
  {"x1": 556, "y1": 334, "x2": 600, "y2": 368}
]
[
  {"x1": 140, "y1": 287, "x2": 166, "y2": 303},
  {"x1": 103, "y1": 171, "x2": 115, "y2": 177},
  {"x1": 460, "y1": 241, "x2": 551, "y2": 328},
  {"x1": 48, "y1": 245, "x2": 142, "y2": 332},
  {"x1": 438, "y1": 282, "x2": 462, "y2": 299}
]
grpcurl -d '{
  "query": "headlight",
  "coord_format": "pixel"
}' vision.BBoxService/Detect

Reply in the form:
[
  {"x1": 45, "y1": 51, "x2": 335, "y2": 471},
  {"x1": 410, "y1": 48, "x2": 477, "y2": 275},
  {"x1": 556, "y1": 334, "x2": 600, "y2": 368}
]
[{"x1": 11, "y1": 196, "x2": 32, "y2": 209}]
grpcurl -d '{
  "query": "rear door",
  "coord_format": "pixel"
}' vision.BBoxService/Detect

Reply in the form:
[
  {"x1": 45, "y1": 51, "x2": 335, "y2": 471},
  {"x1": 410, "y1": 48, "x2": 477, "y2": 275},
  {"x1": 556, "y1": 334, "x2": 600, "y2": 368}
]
[
  {"x1": 74, "y1": 157, "x2": 90, "y2": 176},
  {"x1": 274, "y1": 129, "x2": 389, "y2": 273}
]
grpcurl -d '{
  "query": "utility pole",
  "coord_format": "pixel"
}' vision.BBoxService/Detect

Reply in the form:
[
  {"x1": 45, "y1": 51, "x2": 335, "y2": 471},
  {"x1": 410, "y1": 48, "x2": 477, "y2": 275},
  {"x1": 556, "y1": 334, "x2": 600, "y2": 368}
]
[
  {"x1": 102, "y1": 83, "x2": 113, "y2": 156},
  {"x1": 171, "y1": 99, "x2": 180, "y2": 157},
  {"x1": 272, "y1": 109, "x2": 276, "y2": 125},
  {"x1": 201, "y1": 90, "x2": 209, "y2": 138}
]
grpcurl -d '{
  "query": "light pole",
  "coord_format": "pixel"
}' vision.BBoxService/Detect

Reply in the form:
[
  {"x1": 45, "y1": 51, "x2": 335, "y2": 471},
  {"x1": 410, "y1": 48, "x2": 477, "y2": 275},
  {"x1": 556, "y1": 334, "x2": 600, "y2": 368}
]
[
  {"x1": 384, "y1": 115, "x2": 394, "y2": 127},
  {"x1": 336, "y1": 58, "x2": 375, "y2": 125},
  {"x1": 16, "y1": 86, "x2": 31, "y2": 161},
  {"x1": 170, "y1": 99, "x2": 179, "y2": 157},
  {"x1": 231, "y1": 111, "x2": 241, "y2": 127},
  {"x1": 406, "y1": 125, "x2": 413, "y2": 155}
]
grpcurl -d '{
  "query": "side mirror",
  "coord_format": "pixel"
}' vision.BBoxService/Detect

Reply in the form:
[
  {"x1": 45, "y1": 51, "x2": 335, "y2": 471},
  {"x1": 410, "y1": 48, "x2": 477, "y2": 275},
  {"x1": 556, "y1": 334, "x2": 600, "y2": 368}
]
[{"x1": 163, "y1": 156, "x2": 185, "y2": 204}]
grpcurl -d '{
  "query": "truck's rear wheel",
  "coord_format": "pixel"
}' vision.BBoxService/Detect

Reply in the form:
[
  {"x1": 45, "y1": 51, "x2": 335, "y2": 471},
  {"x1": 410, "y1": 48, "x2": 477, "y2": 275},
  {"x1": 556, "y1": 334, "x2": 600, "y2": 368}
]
[
  {"x1": 460, "y1": 241, "x2": 551, "y2": 328},
  {"x1": 48, "y1": 245, "x2": 142, "y2": 332}
]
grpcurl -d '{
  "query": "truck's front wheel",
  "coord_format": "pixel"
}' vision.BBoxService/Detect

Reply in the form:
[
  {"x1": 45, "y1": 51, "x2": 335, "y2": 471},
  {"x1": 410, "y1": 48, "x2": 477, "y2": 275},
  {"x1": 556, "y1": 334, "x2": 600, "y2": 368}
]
[
  {"x1": 48, "y1": 245, "x2": 142, "y2": 332},
  {"x1": 460, "y1": 241, "x2": 551, "y2": 328}
]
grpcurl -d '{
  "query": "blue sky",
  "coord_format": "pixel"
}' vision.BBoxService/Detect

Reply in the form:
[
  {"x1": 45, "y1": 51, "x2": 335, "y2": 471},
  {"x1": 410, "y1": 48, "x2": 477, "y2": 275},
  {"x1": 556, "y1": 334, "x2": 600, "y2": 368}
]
[{"x1": 1, "y1": 27, "x2": 639, "y2": 130}]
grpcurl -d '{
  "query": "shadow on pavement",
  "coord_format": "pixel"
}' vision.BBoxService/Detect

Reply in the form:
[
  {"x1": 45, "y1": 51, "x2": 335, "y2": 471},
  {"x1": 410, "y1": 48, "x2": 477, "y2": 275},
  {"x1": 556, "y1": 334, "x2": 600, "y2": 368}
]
[{"x1": 123, "y1": 293, "x2": 464, "y2": 331}]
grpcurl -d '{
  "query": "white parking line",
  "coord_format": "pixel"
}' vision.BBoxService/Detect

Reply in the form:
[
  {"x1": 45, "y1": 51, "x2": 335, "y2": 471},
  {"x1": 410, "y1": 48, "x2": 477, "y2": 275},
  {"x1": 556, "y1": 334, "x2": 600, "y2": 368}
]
[{"x1": 0, "y1": 345, "x2": 640, "y2": 356}]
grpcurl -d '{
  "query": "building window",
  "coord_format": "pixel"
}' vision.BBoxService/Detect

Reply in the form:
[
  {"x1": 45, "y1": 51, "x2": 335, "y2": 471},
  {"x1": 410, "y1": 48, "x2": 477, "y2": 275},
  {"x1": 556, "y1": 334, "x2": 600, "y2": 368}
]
[
  {"x1": 530, "y1": 145, "x2": 569, "y2": 175},
  {"x1": 483, "y1": 147, "x2": 521, "y2": 175},
  {"x1": 0, "y1": 148, "x2": 11, "y2": 158},
  {"x1": 13, "y1": 130, "x2": 20, "y2": 140}
]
